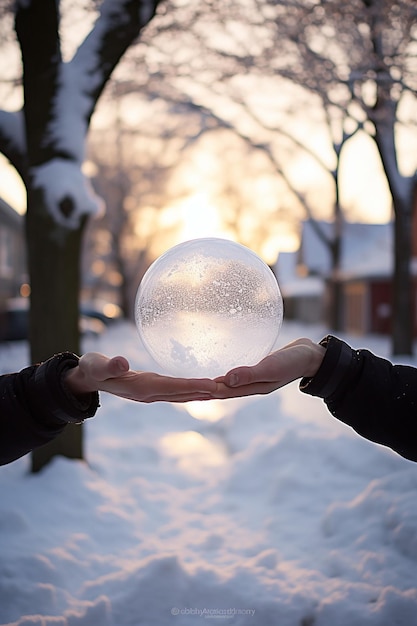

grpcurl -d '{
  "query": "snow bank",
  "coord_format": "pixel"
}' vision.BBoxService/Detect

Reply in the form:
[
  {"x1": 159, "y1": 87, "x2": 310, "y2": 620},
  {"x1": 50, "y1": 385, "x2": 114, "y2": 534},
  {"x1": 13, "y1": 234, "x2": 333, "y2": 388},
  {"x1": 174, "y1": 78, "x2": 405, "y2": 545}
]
[{"x1": 1, "y1": 322, "x2": 417, "y2": 625}]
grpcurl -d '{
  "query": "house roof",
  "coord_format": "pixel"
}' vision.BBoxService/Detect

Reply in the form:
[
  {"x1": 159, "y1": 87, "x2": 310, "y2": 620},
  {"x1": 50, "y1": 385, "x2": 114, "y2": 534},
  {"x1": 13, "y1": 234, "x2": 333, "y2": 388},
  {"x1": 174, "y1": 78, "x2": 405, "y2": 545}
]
[
  {"x1": 274, "y1": 220, "x2": 393, "y2": 296},
  {"x1": 299, "y1": 220, "x2": 393, "y2": 279}
]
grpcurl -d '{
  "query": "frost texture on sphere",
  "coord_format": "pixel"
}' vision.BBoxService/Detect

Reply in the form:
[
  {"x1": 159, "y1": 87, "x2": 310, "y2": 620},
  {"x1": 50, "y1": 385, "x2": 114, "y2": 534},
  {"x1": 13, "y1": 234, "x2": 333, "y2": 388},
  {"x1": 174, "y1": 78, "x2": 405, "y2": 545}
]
[{"x1": 135, "y1": 238, "x2": 283, "y2": 377}]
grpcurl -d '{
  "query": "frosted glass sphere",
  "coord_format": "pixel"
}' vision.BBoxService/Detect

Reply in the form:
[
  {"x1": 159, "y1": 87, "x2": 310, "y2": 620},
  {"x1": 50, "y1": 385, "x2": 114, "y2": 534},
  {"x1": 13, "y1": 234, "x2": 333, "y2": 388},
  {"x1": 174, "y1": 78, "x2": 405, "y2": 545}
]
[{"x1": 135, "y1": 238, "x2": 283, "y2": 378}]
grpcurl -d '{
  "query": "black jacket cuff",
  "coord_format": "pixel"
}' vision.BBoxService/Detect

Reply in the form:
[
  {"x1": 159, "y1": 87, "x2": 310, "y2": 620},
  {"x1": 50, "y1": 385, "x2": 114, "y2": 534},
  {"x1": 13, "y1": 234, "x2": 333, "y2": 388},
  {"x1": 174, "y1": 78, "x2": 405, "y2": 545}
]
[
  {"x1": 33, "y1": 352, "x2": 99, "y2": 424},
  {"x1": 300, "y1": 335, "x2": 355, "y2": 399}
]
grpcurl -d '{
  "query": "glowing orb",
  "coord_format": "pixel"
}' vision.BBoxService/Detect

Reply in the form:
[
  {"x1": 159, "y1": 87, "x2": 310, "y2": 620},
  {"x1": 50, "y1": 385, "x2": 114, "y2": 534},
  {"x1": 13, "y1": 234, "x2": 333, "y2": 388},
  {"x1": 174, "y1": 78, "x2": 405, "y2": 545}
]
[{"x1": 135, "y1": 238, "x2": 283, "y2": 377}]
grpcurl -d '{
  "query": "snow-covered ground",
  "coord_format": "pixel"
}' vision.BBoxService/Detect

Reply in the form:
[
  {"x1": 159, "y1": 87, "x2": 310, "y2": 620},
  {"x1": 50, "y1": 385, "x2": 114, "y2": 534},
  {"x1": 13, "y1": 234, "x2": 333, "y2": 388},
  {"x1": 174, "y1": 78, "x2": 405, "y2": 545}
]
[{"x1": 1, "y1": 321, "x2": 417, "y2": 626}]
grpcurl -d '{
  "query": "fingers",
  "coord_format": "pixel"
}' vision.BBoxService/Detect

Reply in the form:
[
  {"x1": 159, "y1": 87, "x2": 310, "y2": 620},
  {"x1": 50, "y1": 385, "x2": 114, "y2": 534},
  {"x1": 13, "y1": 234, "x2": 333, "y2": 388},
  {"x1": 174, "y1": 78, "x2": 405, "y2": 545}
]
[
  {"x1": 141, "y1": 390, "x2": 216, "y2": 403},
  {"x1": 97, "y1": 370, "x2": 217, "y2": 403},
  {"x1": 224, "y1": 353, "x2": 282, "y2": 388},
  {"x1": 219, "y1": 339, "x2": 321, "y2": 392},
  {"x1": 139, "y1": 374, "x2": 217, "y2": 402},
  {"x1": 211, "y1": 379, "x2": 281, "y2": 399}
]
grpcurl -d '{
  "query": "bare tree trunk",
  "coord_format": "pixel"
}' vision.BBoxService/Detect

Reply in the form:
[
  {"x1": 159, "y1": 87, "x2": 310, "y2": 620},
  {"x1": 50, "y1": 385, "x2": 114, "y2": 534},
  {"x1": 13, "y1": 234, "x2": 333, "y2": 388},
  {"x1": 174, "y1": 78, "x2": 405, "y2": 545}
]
[
  {"x1": 27, "y1": 187, "x2": 86, "y2": 472},
  {"x1": 14, "y1": 0, "x2": 84, "y2": 471},
  {"x1": 392, "y1": 201, "x2": 413, "y2": 355},
  {"x1": 372, "y1": 107, "x2": 415, "y2": 355},
  {"x1": 12, "y1": 0, "x2": 161, "y2": 471},
  {"x1": 327, "y1": 166, "x2": 344, "y2": 332}
]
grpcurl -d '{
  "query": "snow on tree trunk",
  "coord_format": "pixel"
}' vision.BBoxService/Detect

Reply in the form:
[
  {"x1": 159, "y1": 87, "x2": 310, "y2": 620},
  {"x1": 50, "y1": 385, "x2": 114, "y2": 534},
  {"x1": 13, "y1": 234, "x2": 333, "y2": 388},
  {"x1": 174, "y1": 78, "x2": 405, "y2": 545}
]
[{"x1": 9, "y1": 0, "x2": 162, "y2": 471}]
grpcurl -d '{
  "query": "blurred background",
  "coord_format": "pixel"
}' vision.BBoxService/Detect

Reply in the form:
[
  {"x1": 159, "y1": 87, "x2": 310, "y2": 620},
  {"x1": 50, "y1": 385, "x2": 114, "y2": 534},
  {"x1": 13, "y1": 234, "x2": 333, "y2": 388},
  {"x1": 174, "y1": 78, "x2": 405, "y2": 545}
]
[{"x1": 0, "y1": 0, "x2": 416, "y2": 344}]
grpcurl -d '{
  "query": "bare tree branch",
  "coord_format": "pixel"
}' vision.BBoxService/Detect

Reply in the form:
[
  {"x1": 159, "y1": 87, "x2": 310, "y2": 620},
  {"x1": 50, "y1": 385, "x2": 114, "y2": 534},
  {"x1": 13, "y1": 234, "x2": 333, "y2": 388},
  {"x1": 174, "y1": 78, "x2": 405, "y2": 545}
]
[{"x1": 72, "y1": 0, "x2": 161, "y2": 123}]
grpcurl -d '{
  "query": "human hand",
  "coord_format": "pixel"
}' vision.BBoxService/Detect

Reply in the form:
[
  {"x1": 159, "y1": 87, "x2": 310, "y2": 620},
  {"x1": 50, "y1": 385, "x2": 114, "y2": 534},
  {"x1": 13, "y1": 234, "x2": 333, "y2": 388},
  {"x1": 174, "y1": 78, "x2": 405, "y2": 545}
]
[
  {"x1": 211, "y1": 338, "x2": 326, "y2": 399},
  {"x1": 64, "y1": 352, "x2": 217, "y2": 403}
]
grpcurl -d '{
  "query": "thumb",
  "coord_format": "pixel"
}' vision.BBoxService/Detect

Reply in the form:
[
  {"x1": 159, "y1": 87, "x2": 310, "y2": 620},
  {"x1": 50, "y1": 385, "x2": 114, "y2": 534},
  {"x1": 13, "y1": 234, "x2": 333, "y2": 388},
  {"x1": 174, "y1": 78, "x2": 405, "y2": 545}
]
[
  {"x1": 225, "y1": 366, "x2": 253, "y2": 387},
  {"x1": 106, "y1": 356, "x2": 130, "y2": 378},
  {"x1": 78, "y1": 353, "x2": 130, "y2": 382},
  {"x1": 225, "y1": 353, "x2": 283, "y2": 387}
]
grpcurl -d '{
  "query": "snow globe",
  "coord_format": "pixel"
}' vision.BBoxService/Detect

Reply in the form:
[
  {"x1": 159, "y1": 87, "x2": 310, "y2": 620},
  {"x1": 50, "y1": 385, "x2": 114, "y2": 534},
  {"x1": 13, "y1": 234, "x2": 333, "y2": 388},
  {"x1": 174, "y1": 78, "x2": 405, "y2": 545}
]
[{"x1": 135, "y1": 237, "x2": 283, "y2": 378}]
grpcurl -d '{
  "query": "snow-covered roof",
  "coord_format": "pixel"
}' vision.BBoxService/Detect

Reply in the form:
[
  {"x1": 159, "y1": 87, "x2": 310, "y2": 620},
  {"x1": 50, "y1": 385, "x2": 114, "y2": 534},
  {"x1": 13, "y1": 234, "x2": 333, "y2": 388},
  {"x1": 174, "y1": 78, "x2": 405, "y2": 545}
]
[
  {"x1": 274, "y1": 220, "x2": 394, "y2": 295},
  {"x1": 299, "y1": 220, "x2": 393, "y2": 279},
  {"x1": 279, "y1": 275, "x2": 324, "y2": 297}
]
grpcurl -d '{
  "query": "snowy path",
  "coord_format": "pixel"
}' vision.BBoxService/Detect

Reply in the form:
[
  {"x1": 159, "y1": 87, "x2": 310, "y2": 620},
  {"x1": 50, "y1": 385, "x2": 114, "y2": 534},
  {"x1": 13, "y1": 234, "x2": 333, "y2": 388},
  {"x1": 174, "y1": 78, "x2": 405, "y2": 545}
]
[{"x1": 1, "y1": 322, "x2": 417, "y2": 625}]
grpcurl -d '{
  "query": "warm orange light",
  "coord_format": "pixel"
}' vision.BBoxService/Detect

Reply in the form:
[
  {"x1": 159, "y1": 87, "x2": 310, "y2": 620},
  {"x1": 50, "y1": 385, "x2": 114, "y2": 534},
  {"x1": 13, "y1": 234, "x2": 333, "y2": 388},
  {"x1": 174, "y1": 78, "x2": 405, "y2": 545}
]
[
  {"x1": 20, "y1": 283, "x2": 31, "y2": 297},
  {"x1": 159, "y1": 430, "x2": 227, "y2": 474},
  {"x1": 185, "y1": 400, "x2": 231, "y2": 422},
  {"x1": 175, "y1": 193, "x2": 234, "y2": 242},
  {"x1": 102, "y1": 302, "x2": 122, "y2": 318}
]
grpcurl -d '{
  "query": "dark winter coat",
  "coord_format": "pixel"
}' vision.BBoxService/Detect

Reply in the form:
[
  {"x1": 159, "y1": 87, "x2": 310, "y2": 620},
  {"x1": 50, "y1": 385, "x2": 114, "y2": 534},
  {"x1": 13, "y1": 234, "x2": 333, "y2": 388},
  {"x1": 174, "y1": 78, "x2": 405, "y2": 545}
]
[
  {"x1": 0, "y1": 352, "x2": 99, "y2": 466},
  {"x1": 301, "y1": 335, "x2": 417, "y2": 462}
]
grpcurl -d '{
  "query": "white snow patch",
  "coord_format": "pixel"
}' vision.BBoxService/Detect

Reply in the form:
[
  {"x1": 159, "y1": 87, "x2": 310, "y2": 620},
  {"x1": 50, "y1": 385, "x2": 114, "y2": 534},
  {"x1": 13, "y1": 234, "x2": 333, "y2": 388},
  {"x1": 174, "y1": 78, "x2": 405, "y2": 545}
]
[
  {"x1": 1, "y1": 321, "x2": 417, "y2": 625},
  {"x1": 31, "y1": 158, "x2": 104, "y2": 228},
  {"x1": 47, "y1": 62, "x2": 98, "y2": 164}
]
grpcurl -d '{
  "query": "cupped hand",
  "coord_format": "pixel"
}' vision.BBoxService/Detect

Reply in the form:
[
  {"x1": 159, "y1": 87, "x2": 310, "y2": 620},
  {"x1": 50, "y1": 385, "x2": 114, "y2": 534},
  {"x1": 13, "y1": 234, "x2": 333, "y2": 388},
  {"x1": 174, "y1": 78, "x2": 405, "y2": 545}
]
[
  {"x1": 65, "y1": 352, "x2": 218, "y2": 403},
  {"x1": 211, "y1": 338, "x2": 326, "y2": 399}
]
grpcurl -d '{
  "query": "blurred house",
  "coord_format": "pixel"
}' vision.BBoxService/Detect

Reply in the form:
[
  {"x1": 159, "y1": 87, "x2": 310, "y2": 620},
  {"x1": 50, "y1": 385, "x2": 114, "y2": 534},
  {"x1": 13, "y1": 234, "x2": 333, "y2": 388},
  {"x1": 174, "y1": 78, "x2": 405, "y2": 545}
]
[
  {"x1": 275, "y1": 220, "x2": 395, "y2": 335},
  {"x1": 274, "y1": 248, "x2": 325, "y2": 325},
  {"x1": 0, "y1": 197, "x2": 27, "y2": 341},
  {"x1": 0, "y1": 196, "x2": 26, "y2": 305}
]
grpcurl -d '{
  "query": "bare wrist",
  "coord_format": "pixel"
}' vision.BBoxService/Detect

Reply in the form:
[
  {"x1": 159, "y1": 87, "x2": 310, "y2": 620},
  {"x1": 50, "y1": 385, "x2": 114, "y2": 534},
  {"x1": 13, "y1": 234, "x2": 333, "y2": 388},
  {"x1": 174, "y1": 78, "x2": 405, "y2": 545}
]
[
  {"x1": 64, "y1": 366, "x2": 95, "y2": 397},
  {"x1": 304, "y1": 341, "x2": 326, "y2": 378}
]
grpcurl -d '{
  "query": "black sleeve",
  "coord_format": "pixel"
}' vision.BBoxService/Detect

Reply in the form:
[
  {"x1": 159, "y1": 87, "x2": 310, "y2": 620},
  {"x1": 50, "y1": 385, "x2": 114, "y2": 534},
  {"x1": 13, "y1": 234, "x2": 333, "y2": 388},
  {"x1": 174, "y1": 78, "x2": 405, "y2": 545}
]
[
  {"x1": 0, "y1": 352, "x2": 99, "y2": 466},
  {"x1": 300, "y1": 335, "x2": 417, "y2": 462}
]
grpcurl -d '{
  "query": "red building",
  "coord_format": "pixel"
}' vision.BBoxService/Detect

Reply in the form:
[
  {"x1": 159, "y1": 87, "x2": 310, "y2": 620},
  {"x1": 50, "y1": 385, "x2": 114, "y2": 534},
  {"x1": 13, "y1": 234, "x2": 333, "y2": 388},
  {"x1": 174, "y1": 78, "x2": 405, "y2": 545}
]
[{"x1": 275, "y1": 220, "x2": 402, "y2": 336}]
